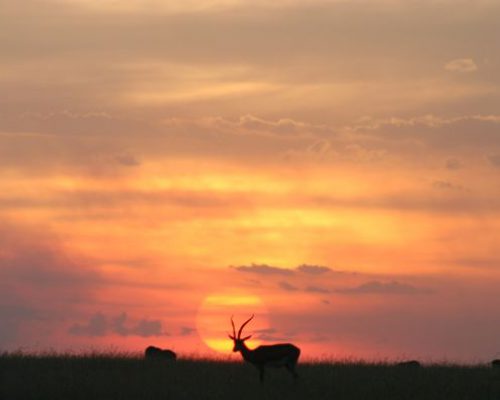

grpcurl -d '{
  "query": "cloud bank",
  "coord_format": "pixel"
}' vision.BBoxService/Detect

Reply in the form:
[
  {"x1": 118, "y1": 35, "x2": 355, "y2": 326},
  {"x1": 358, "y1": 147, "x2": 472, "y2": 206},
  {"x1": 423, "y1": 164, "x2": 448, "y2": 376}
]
[{"x1": 69, "y1": 312, "x2": 167, "y2": 337}]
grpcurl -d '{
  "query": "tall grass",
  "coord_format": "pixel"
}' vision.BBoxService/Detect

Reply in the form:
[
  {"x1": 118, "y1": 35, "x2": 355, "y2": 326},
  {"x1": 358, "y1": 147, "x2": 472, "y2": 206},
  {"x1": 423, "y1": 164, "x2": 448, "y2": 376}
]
[{"x1": 1, "y1": 352, "x2": 499, "y2": 400}]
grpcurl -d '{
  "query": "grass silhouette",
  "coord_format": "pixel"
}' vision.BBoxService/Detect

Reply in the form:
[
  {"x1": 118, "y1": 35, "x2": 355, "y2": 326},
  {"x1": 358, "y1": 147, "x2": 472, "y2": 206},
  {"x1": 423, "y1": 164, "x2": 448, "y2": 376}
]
[{"x1": 1, "y1": 352, "x2": 500, "y2": 400}]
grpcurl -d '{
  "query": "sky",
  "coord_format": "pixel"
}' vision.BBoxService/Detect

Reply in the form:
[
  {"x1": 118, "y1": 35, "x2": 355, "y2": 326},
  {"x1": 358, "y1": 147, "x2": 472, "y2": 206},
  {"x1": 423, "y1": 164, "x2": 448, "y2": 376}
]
[{"x1": 1, "y1": 0, "x2": 500, "y2": 362}]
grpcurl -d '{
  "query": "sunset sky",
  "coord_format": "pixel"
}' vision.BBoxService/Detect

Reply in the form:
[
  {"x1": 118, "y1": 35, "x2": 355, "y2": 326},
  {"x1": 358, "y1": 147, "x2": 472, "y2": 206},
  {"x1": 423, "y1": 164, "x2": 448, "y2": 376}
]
[{"x1": 1, "y1": 0, "x2": 500, "y2": 362}]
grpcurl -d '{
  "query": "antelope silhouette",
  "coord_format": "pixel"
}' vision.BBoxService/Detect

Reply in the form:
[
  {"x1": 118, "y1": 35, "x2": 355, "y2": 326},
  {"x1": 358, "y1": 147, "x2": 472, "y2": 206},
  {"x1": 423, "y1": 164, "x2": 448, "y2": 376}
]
[{"x1": 229, "y1": 315, "x2": 300, "y2": 382}]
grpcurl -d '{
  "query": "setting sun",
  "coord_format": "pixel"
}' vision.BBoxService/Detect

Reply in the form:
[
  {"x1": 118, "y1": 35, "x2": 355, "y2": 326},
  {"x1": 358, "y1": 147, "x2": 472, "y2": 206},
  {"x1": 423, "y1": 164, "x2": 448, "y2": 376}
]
[{"x1": 196, "y1": 293, "x2": 269, "y2": 353}]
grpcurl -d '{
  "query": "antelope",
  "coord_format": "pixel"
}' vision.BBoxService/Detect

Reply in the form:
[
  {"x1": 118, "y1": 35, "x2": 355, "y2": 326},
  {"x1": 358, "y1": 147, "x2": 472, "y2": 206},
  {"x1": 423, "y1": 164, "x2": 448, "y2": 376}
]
[
  {"x1": 229, "y1": 315, "x2": 300, "y2": 382},
  {"x1": 144, "y1": 346, "x2": 177, "y2": 361}
]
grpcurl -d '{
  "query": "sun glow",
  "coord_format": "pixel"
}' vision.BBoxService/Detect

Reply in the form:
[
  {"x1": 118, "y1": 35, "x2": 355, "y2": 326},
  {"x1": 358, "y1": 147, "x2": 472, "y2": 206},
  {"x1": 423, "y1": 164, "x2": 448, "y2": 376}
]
[{"x1": 196, "y1": 293, "x2": 269, "y2": 353}]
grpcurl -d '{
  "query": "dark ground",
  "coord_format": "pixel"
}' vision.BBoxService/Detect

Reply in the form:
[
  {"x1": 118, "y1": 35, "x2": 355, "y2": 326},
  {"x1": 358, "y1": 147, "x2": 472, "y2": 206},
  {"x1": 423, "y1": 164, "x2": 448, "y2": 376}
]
[{"x1": 1, "y1": 353, "x2": 499, "y2": 400}]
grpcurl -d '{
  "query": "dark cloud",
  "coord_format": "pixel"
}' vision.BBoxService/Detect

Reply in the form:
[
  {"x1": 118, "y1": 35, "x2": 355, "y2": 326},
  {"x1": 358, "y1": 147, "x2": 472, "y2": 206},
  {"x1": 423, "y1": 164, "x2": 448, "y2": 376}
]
[
  {"x1": 336, "y1": 281, "x2": 432, "y2": 295},
  {"x1": 305, "y1": 285, "x2": 331, "y2": 294},
  {"x1": 69, "y1": 312, "x2": 167, "y2": 337},
  {"x1": 231, "y1": 263, "x2": 294, "y2": 275},
  {"x1": 234, "y1": 263, "x2": 365, "y2": 297},
  {"x1": 278, "y1": 281, "x2": 299, "y2": 291},
  {"x1": 233, "y1": 263, "x2": 346, "y2": 277},
  {"x1": 69, "y1": 313, "x2": 108, "y2": 337},
  {"x1": 296, "y1": 264, "x2": 332, "y2": 275}
]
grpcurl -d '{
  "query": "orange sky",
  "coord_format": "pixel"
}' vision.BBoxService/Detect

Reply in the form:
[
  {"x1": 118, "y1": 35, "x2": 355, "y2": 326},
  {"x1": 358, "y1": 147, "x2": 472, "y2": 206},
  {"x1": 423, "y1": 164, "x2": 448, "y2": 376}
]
[{"x1": 1, "y1": 0, "x2": 500, "y2": 362}]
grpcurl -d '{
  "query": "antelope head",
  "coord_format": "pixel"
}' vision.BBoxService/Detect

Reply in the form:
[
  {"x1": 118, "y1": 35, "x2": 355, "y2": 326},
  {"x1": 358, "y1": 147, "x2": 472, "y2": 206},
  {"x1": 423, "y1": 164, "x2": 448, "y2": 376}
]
[{"x1": 228, "y1": 314, "x2": 254, "y2": 352}]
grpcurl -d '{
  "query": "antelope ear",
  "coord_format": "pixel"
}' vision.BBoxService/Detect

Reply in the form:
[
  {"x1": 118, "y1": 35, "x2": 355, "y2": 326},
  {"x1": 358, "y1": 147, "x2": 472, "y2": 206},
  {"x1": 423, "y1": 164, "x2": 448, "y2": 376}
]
[
  {"x1": 228, "y1": 334, "x2": 235, "y2": 340},
  {"x1": 241, "y1": 335, "x2": 252, "y2": 341}
]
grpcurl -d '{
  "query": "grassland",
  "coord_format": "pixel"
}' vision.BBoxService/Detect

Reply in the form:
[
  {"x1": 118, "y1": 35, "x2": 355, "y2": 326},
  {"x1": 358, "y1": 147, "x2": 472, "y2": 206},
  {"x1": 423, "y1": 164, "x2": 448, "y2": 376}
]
[{"x1": 1, "y1": 352, "x2": 499, "y2": 400}]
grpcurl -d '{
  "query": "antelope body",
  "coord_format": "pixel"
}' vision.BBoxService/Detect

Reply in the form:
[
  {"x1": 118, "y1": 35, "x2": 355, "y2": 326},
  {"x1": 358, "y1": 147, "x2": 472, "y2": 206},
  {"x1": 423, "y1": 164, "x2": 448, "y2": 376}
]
[
  {"x1": 229, "y1": 315, "x2": 300, "y2": 382},
  {"x1": 144, "y1": 346, "x2": 177, "y2": 361}
]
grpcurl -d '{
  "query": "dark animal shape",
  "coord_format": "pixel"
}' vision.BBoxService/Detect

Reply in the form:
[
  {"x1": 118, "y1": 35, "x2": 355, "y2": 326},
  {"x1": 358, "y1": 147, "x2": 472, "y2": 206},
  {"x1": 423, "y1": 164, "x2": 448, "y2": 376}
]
[
  {"x1": 396, "y1": 360, "x2": 421, "y2": 368},
  {"x1": 145, "y1": 346, "x2": 176, "y2": 361},
  {"x1": 229, "y1": 315, "x2": 300, "y2": 382},
  {"x1": 491, "y1": 359, "x2": 500, "y2": 368}
]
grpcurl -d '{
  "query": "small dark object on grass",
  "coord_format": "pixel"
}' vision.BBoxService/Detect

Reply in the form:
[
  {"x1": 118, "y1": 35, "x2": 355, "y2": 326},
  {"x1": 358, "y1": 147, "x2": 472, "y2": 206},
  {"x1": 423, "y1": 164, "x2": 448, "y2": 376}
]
[
  {"x1": 145, "y1": 346, "x2": 177, "y2": 361},
  {"x1": 397, "y1": 360, "x2": 421, "y2": 368},
  {"x1": 491, "y1": 359, "x2": 500, "y2": 368}
]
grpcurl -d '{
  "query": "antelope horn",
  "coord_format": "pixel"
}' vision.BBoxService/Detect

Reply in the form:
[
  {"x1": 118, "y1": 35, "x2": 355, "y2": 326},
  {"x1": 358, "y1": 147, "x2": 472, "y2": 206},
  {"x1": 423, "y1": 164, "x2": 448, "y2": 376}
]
[
  {"x1": 230, "y1": 315, "x2": 236, "y2": 338},
  {"x1": 237, "y1": 314, "x2": 254, "y2": 339}
]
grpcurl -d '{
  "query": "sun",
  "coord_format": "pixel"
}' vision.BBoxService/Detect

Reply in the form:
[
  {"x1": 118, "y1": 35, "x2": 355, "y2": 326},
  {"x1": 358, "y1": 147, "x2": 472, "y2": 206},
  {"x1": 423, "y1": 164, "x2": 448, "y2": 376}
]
[{"x1": 196, "y1": 292, "x2": 269, "y2": 354}]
